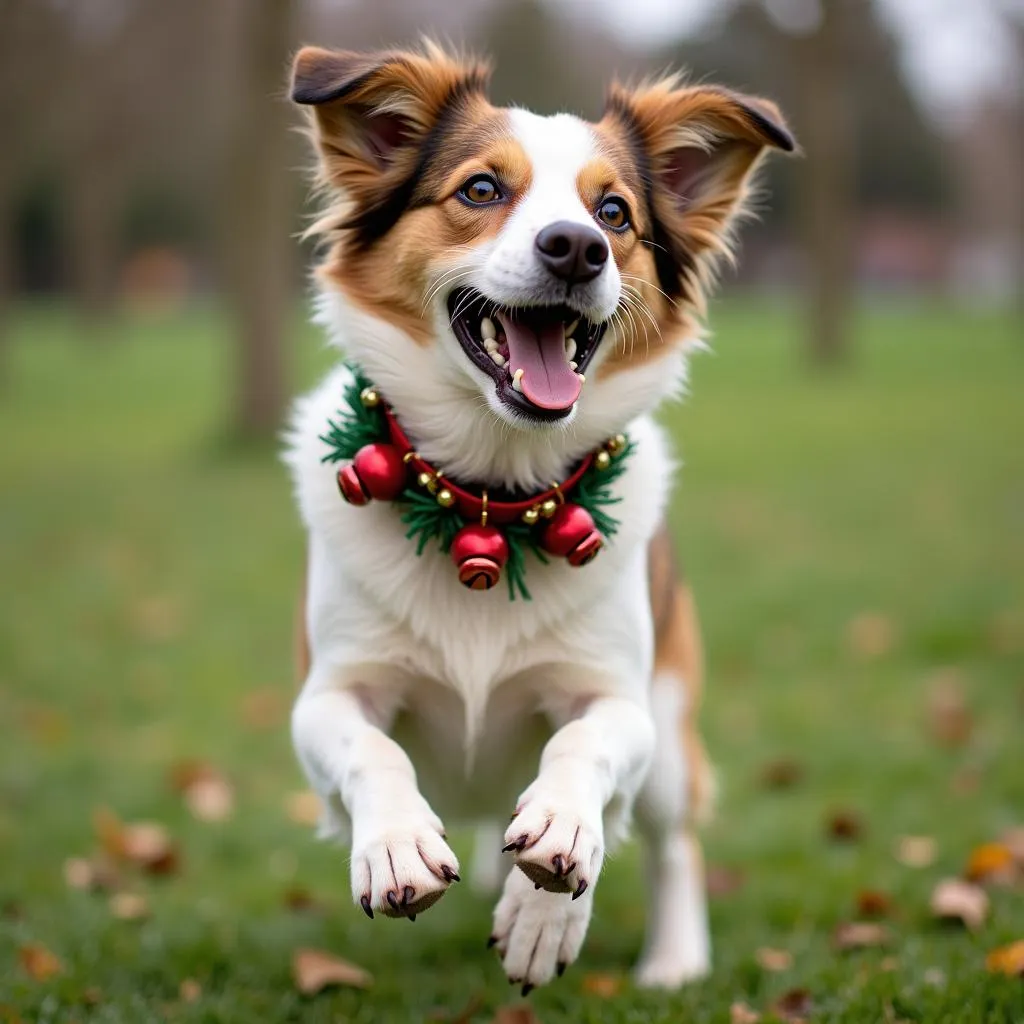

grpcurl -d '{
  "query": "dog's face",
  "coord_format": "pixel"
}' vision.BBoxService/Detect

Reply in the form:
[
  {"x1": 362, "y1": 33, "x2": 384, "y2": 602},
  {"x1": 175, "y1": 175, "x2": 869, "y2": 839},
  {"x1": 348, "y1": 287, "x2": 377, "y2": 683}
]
[{"x1": 293, "y1": 44, "x2": 793, "y2": 431}]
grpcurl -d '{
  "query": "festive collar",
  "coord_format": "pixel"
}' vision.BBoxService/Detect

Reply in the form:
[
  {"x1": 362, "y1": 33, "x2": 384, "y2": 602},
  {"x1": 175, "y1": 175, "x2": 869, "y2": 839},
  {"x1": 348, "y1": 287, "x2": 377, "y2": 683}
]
[{"x1": 319, "y1": 363, "x2": 633, "y2": 600}]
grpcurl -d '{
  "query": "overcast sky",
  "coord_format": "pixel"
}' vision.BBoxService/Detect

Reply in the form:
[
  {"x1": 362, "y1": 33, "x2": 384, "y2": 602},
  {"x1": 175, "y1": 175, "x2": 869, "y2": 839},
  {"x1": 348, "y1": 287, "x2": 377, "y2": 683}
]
[{"x1": 548, "y1": 0, "x2": 1024, "y2": 125}]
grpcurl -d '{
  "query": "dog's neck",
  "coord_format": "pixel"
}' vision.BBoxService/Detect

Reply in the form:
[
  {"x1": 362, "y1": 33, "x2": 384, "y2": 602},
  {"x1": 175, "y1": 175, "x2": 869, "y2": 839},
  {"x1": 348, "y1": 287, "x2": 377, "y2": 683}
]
[{"x1": 317, "y1": 290, "x2": 688, "y2": 492}]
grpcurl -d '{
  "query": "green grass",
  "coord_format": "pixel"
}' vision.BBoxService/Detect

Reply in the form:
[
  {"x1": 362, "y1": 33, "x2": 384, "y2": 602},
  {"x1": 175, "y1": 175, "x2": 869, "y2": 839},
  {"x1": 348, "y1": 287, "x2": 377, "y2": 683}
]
[{"x1": 1, "y1": 300, "x2": 1022, "y2": 1023}]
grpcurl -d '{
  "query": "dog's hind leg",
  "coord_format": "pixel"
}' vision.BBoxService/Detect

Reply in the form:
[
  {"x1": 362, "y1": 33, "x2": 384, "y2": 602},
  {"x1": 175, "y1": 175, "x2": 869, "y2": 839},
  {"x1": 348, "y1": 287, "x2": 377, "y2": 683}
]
[{"x1": 635, "y1": 541, "x2": 713, "y2": 987}]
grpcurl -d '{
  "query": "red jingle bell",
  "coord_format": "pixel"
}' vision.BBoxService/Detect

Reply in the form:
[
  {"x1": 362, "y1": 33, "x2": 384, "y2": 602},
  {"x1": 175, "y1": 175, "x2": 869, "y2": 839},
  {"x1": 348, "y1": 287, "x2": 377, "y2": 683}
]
[
  {"x1": 337, "y1": 442, "x2": 406, "y2": 505},
  {"x1": 450, "y1": 524, "x2": 509, "y2": 591},
  {"x1": 542, "y1": 502, "x2": 603, "y2": 567}
]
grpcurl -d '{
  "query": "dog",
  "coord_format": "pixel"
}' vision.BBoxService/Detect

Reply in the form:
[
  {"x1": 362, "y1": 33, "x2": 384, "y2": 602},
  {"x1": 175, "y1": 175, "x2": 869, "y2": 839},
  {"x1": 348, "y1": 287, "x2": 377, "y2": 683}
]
[{"x1": 285, "y1": 42, "x2": 793, "y2": 992}]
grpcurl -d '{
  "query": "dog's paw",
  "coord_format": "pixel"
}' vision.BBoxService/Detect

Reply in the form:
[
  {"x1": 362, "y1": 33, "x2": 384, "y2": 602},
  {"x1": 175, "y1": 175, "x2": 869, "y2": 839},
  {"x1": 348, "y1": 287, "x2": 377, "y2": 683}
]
[
  {"x1": 503, "y1": 781, "x2": 604, "y2": 897},
  {"x1": 490, "y1": 864, "x2": 593, "y2": 992},
  {"x1": 350, "y1": 806, "x2": 460, "y2": 920}
]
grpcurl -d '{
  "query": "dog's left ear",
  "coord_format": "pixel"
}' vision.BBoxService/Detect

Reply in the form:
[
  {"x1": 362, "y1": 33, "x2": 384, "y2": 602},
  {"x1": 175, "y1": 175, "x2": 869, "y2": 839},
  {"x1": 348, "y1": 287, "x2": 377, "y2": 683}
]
[
  {"x1": 603, "y1": 78, "x2": 795, "y2": 295},
  {"x1": 292, "y1": 43, "x2": 490, "y2": 245}
]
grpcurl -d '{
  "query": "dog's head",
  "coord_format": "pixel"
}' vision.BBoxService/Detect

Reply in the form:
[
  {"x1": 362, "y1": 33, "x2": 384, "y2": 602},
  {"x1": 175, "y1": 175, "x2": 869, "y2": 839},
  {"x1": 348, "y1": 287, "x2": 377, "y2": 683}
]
[{"x1": 293, "y1": 43, "x2": 793, "y2": 448}]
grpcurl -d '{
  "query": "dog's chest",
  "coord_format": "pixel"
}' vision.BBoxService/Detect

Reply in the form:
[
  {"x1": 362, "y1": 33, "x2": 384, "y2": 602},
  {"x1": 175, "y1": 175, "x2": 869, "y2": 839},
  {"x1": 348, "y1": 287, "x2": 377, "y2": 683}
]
[{"x1": 388, "y1": 672, "x2": 553, "y2": 820}]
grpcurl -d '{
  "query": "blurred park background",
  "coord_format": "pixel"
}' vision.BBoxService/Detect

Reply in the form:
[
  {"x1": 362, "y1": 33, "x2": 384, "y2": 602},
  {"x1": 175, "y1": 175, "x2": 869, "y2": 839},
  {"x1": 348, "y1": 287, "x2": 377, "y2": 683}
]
[{"x1": 1, "y1": 1, "x2": 1023, "y2": 1021}]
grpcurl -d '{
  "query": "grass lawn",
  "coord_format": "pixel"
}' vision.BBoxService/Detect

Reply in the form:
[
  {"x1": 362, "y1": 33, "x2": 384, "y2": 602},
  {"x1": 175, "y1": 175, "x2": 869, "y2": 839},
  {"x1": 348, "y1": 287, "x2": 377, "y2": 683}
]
[{"x1": 1, "y1": 299, "x2": 1022, "y2": 1023}]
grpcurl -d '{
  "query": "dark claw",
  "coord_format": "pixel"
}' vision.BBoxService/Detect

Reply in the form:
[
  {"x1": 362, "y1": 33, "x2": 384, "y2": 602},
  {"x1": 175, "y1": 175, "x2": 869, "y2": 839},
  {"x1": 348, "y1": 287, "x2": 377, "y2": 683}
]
[
  {"x1": 552, "y1": 854, "x2": 565, "y2": 877},
  {"x1": 556, "y1": 961, "x2": 567, "y2": 977},
  {"x1": 408, "y1": 913, "x2": 416, "y2": 922},
  {"x1": 403, "y1": 885, "x2": 415, "y2": 906},
  {"x1": 441, "y1": 865, "x2": 461, "y2": 882},
  {"x1": 387, "y1": 891, "x2": 400, "y2": 911},
  {"x1": 508, "y1": 977, "x2": 519, "y2": 986},
  {"x1": 487, "y1": 935, "x2": 498, "y2": 949},
  {"x1": 535, "y1": 882, "x2": 542, "y2": 890},
  {"x1": 521, "y1": 983, "x2": 534, "y2": 997},
  {"x1": 360, "y1": 895, "x2": 373, "y2": 920},
  {"x1": 572, "y1": 879, "x2": 589, "y2": 901}
]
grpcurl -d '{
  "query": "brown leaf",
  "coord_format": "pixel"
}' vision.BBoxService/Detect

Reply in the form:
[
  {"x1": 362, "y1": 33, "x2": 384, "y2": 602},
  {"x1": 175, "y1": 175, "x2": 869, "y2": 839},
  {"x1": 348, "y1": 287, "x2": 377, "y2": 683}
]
[
  {"x1": 758, "y1": 758, "x2": 804, "y2": 790},
  {"x1": 109, "y1": 892, "x2": 150, "y2": 921},
  {"x1": 826, "y1": 810, "x2": 864, "y2": 842},
  {"x1": 64, "y1": 857, "x2": 96, "y2": 890},
  {"x1": 581, "y1": 972, "x2": 625, "y2": 998},
  {"x1": 185, "y1": 775, "x2": 235, "y2": 823},
  {"x1": 283, "y1": 885, "x2": 322, "y2": 913},
  {"x1": 964, "y1": 842, "x2": 1017, "y2": 885},
  {"x1": 94, "y1": 808, "x2": 179, "y2": 875},
  {"x1": 707, "y1": 864, "x2": 746, "y2": 898},
  {"x1": 755, "y1": 947, "x2": 793, "y2": 972},
  {"x1": 285, "y1": 790, "x2": 323, "y2": 827},
  {"x1": 772, "y1": 988, "x2": 813, "y2": 1023},
  {"x1": 846, "y1": 612, "x2": 896, "y2": 660},
  {"x1": 856, "y1": 889, "x2": 894, "y2": 918},
  {"x1": 292, "y1": 947, "x2": 372, "y2": 995},
  {"x1": 730, "y1": 1002, "x2": 761, "y2": 1024},
  {"x1": 1002, "y1": 827, "x2": 1024, "y2": 867},
  {"x1": 832, "y1": 921, "x2": 891, "y2": 950},
  {"x1": 926, "y1": 671, "x2": 973, "y2": 747},
  {"x1": 930, "y1": 878, "x2": 989, "y2": 931},
  {"x1": 895, "y1": 835, "x2": 937, "y2": 868},
  {"x1": 18, "y1": 944, "x2": 63, "y2": 980},
  {"x1": 179, "y1": 978, "x2": 202, "y2": 1003},
  {"x1": 985, "y1": 940, "x2": 1024, "y2": 976},
  {"x1": 241, "y1": 687, "x2": 287, "y2": 730},
  {"x1": 491, "y1": 1008, "x2": 542, "y2": 1024}
]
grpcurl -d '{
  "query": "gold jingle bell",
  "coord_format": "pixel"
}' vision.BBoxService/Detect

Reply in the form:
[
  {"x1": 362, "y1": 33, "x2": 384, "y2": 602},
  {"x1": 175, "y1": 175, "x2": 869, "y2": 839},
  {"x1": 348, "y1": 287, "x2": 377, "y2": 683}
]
[
  {"x1": 436, "y1": 488, "x2": 455, "y2": 508},
  {"x1": 522, "y1": 507, "x2": 540, "y2": 526},
  {"x1": 540, "y1": 498, "x2": 558, "y2": 519},
  {"x1": 360, "y1": 386, "x2": 380, "y2": 408},
  {"x1": 607, "y1": 433, "x2": 626, "y2": 455},
  {"x1": 594, "y1": 450, "x2": 612, "y2": 471}
]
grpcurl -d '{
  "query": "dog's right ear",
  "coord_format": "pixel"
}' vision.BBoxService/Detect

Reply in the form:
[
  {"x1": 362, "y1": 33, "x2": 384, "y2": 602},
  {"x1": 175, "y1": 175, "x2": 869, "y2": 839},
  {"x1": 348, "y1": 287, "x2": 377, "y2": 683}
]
[{"x1": 291, "y1": 44, "x2": 490, "y2": 213}]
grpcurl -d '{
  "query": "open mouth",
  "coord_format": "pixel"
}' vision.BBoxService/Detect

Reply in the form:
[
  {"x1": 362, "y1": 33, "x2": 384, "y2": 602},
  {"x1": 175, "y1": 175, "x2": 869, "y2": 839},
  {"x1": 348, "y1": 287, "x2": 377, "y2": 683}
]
[{"x1": 447, "y1": 289, "x2": 606, "y2": 421}]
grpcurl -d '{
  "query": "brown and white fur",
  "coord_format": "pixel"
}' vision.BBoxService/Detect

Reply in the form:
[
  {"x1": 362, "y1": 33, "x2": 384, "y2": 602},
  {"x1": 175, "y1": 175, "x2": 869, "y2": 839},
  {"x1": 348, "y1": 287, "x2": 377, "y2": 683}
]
[{"x1": 285, "y1": 43, "x2": 793, "y2": 991}]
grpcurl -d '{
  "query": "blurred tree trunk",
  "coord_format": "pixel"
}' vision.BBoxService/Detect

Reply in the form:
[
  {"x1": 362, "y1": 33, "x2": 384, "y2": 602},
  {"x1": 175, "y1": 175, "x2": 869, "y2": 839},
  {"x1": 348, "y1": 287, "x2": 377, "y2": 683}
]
[
  {"x1": 792, "y1": 0, "x2": 855, "y2": 366},
  {"x1": 225, "y1": 0, "x2": 294, "y2": 440},
  {"x1": 66, "y1": 162, "x2": 120, "y2": 323}
]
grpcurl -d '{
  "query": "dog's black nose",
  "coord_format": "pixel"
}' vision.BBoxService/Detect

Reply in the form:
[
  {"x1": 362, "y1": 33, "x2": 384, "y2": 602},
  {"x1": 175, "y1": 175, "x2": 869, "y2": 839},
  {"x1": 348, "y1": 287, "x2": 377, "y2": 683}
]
[{"x1": 535, "y1": 221, "x2": 609, "y2": 286}]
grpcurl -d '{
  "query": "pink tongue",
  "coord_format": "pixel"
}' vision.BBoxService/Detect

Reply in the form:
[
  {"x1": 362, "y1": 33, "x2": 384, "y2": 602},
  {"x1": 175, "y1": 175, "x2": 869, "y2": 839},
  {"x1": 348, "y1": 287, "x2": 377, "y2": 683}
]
[{"x1": 495, "y1": 313, "x2": 581, "y2": 411}]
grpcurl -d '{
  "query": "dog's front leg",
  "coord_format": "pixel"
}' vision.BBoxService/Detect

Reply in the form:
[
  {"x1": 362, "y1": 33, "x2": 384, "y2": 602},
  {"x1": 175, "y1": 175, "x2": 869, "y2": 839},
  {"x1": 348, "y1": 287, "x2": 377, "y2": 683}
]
[
  {"x1": 492, "y1": 692, "x2": 654, "y2": 987},
  {"x1": 292, "y1": 672, "x2": 460, "y2": 920}
]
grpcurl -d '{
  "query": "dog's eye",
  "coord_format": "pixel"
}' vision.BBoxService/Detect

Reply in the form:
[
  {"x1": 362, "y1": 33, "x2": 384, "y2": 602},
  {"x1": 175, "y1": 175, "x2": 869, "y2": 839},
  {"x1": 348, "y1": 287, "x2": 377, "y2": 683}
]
[
  {"x1": 458, "y1": 174, "x2": 502, "y2": 206},
  {"x1": 596, "y1": 197, "x2": 630, "y2": 232}
]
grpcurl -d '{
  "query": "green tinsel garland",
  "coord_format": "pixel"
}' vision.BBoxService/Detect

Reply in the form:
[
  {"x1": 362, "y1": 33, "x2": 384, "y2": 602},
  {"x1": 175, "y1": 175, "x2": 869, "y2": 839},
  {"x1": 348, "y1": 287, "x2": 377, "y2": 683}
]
[{"x1": 319, "y1": 362, "x2": 633, "y2": 601}]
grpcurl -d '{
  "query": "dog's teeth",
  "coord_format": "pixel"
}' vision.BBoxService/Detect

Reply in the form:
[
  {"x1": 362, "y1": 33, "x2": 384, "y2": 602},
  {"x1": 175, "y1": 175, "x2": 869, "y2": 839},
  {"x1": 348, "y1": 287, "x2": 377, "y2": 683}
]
[
  {"x1": 569, "y1": 360, "x2": 578, "y2": 370},
  {"x1": 564, "y1": 337, "x2": 577, "y2": 360},
  {"x1": 564, "y1": 318, "x2": 579, "y2": 337},
  {"x1": 576, "y1": 372, "x2": 586, "y2": 384},
  {"x1": 491, "y1": 352, "x2": 506, "y2": 367},
  {"x1": 480, "y1": 317, "x2": 496, "y2": 341},
  {"x1": 484, "y1": 338, "x2": 499, "y2": 353},
  {"x1": 512, "y1": 368, "x2": 524, "y2": 392}
]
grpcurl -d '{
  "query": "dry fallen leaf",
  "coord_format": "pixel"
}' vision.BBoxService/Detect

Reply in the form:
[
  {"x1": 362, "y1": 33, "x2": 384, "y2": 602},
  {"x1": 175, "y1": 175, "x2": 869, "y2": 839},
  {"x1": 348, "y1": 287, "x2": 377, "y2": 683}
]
[
  {"x1": 730, "y1": 1002, "x2": 761, "y2": 1024},
  {"x1": 581, "y1": 972, "x2": 625, "y2": 998},
  {"x1": 1002, "y1": 827, "x2": 1024, "y2": 867},
  {"x1": 19, "y1": 944, "x2": 63, "y2": 980},
  {"x1": 109, "y1": 892, "x2": 150, "y2": 921},
  {"x1": 985, "y1": 940, "x2": 1024, "y2": 976},
  {"x1": 63, "y1": 855, "x2": 120, "y2": 893},
  {"x1": 292, "y1": 947, "x2": 372, "y2": 995},
  {"x1": 179, "y1": 978, "x2": 202, "y2": 1003},
  {"x1": 707, "y1": 864, "x2": 746, "y2": 898},
  {"x1": 772, "y1": 987, "x2": 813, "y2": 1023},
  {"x1": 285, "y1": 790, "x2": 323, "y2": 827},
  {"x1": 491, "y1": 1008, "x2": 542, "y2": 1024},
  {"x1": 926, "y1": 671, "x2": 973, "y2": 747},
  {"x1": 930, "y1": 878, "x2": 989, "y2": 931},
  {"x1": 856, "y1": 889, "x2": 894, "y2": 918},
  {"x1": 755, "y1": 947, "x2": 793, "y2": 972},
  {"x1": 826, "y1": 810, "x2": 864, "y2": 842},
  {"x1": 895, "y1": 835, "x2": 937, "y2": 868},
  {"x1": 758, "y1": 758, "x2": 804, "y2": 790},
  {"x1": 846, "y1": 612, "x2": 896, "y2": 660},
  {"x1": 185, "y1": 775, "x2": 235, "y2": 823},
  {"x1": 965, "y1": 842, "x2": 1017, "y2": 885},
  {"x1": 833, "y1": 921, "x2": 891, "y2": 950},
  {"x1": 94, "y1": 808, "x2": 179, "y2": 875},
  {"x1": 241, "y1": 687, "x2": 287, "y2": 730},
  {"x1": 64, "y1": 857, "x2": 96, "y2": 890}
]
